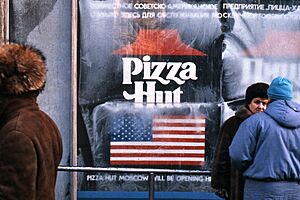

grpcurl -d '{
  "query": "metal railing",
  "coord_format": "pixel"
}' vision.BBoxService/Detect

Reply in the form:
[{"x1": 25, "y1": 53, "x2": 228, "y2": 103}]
[{"x1": 58, "y1": 166, "x2": 211, "y2": 200}]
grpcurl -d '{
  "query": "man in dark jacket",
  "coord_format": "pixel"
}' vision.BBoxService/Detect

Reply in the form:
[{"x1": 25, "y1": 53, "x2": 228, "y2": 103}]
[
  {"x1": 0, "y1": 43, "x2": 63, "y2": 200},
  {"x1": 230, "y1": 76, "x2": 300, "y2": 199},
  {"x1": 211, "y1": 82, "x2": 269, "y2": 200}
]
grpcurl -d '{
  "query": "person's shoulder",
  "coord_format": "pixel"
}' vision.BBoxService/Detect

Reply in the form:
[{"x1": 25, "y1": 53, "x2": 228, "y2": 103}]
[
  {"x1": 223, "y1": 115, "x2": 238, "y2": 123},
  {"x1": 244, "y1": 112, "x2": 266, "y2": 125},
  {"x1": 221, "y1": 115, "x2": 242, "y2": 128},
  {"x1": 285, "y1": 100, "x2": 300, "y2": 111}
]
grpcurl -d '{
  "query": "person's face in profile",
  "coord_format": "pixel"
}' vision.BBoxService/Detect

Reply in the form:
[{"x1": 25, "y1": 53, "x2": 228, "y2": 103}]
[{"x1": 248, "y1": 97, "x2": 269, "y2": 114}]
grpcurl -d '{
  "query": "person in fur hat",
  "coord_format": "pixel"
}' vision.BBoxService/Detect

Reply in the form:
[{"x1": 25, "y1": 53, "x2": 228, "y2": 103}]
[
  {"x1": 0, "y1": 43, "x2": 62, "y2": 200},
  {"x1": 211, "y1": 82, "x2": 269, "y2": 200}
]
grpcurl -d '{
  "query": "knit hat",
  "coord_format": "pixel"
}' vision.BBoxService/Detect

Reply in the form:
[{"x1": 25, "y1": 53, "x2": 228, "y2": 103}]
[
  {"x1": 267, "y1": 76, "x2": 293, "y2": 101},
  {"x1": 0, "y1": 43, "x2": 46, "y2": 96},
  {"x1": 245, "y1": 82, "x2": 269, "y2": 104}
]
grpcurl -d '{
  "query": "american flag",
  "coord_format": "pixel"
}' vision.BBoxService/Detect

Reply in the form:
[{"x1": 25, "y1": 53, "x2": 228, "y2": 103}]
[{"x1": 109, "y1": 114, "x2": 205, "y2": 166}]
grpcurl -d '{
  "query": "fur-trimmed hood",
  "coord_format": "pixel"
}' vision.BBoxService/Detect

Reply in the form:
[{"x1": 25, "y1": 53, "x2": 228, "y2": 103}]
[{"x1": 0, "y1": 43, "x2": 46, "y2": 95}]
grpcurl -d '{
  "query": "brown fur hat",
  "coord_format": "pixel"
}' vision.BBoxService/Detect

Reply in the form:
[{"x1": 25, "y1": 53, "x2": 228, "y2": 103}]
[{"x1": 0, "y1": 43, "x2": 46, "y2": 95}]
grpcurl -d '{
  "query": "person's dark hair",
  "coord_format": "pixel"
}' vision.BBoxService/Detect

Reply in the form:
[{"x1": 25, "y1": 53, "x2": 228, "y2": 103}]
[{"x1": 245, "y1": 82, "x2": 269, "y2": 104}]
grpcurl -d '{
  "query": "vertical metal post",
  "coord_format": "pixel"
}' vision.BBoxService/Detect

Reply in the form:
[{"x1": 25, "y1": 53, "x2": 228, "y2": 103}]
[
  {"x1": 71, "y1": 0, "x2": 78, "y2": 199},
  {"x1": 149, "y1": 173, "x2": 155, "y2": 200}
]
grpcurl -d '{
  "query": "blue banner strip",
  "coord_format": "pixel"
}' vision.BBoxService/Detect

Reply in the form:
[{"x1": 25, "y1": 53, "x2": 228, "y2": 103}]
[{"x1": 78, "y1": 191, "x2": 222, "y2": 200}]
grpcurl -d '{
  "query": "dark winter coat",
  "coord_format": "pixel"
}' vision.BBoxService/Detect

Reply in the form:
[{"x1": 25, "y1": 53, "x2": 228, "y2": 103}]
[
  {"x1": 211, "y1": 105, "x2": 252, "y2": 200},
  {"x1": 0, "y1": 95, "x2": 63, "y2": 200}
]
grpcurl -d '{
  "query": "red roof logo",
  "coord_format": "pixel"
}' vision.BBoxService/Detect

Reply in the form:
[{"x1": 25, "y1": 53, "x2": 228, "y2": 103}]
[{"x1": 112, "y1": 29, "x2": 206, "y2": 56}]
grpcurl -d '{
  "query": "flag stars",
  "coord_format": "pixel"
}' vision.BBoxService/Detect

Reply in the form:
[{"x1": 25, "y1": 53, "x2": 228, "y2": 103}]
[{"x1": 110, "y1": 114, "x2": 152, "y2": 141}]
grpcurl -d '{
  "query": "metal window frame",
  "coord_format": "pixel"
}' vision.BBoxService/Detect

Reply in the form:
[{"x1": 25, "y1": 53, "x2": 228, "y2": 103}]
[
  {"x1": 71, "y1": 0, "x2": 78, "y2": 199},
  {"x1": 0, "y1": 0, "x2": 9, "y2": 43},
  {"x1": 70, "y1": 1, "x2": 213, "y2": 200}
]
